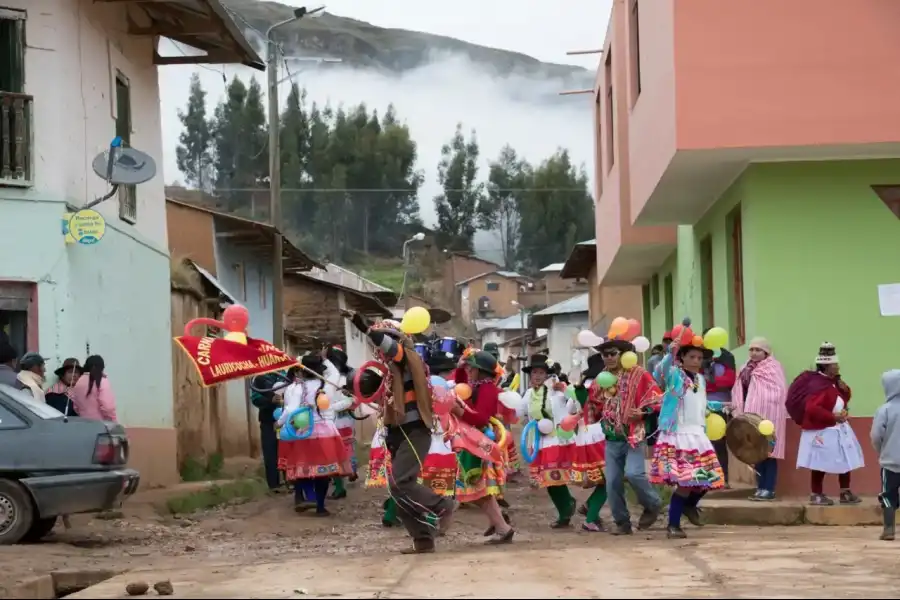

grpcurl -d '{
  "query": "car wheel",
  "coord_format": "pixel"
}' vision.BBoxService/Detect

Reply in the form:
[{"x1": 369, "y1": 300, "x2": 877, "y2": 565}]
[
  {"x1": 22, "y1": 517, "x2": 57, "y2": 543},
  {"x1": 0, "y1": 479, "x2": 35, "y2": 545}
]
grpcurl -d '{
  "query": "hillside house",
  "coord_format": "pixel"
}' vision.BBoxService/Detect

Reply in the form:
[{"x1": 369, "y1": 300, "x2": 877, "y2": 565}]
[
  {"x1": 0, "y1": 0, "x2": 261, "y2": 486},
  {"x1": 456, "y1": 271, "x2": 531, "y2": 324},
  {"x1": 442, "y1": 252, "x2": 502, "y2": 308}
]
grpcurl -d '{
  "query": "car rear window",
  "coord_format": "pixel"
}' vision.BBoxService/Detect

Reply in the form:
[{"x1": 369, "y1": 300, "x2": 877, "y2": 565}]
[{"x1": 0, "y1": 384, "x2": 65, "y2": 419}]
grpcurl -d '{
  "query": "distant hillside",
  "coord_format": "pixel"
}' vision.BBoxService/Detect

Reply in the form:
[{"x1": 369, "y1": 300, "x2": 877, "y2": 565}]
[{"x1": 221, "y1": 0, "x2": 592, "y2": 85}]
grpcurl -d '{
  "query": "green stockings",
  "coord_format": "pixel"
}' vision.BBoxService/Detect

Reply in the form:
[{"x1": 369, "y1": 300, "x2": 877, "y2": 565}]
[
  {"x1": 547, "y1": 485, "x2": 576, "y2": 524},
  {"x1": 382, "y1": 498, "x2": 399, "y2": 525},
  {"x1": 332, "y1": 476, "x2": 346, "y2": 498},
  {"x1": 585, "y1": 486, "x2": 608, "y2": 524}
]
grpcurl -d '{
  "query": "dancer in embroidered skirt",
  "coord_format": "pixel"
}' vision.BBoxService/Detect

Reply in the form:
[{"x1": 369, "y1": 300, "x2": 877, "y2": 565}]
[
  {"x1": 420, "y1": 345, "x2": 462, "y2": 502},
  {"x1": 324, "y1": 346, "x2": 359, "y2": 500},
  {"x1": 572, "y1": 353, "x2": 609, "y2": 531},
  {"x1": 524, "y1": 354, "x2": 578, "y2": 527},
  {"x1": 277, "y1": 354, "x2": 352, "y2": 516},
  {"x1": 651, "y1": 319, "x2": 726, "y2": 539},
  {"x1": 455, "y1": 350, "x2": 515, "y2": 544}
]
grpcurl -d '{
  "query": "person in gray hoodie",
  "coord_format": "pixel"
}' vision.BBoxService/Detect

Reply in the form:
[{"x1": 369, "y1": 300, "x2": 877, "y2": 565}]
[{"x1": 871, "y1": 369, "x2": 900, "y2": 541}]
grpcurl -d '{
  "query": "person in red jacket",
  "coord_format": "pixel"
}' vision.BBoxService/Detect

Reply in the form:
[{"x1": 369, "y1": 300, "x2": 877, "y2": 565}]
[
  {"x1": 793, "y1": 342, "x2": 865, "y2": 506},
  {"x1": 703, "y1": 331, "x2": 737, "y2": 486},
  {"x1": 453, "y1": 350, "x2": 515, "y2": 544}
]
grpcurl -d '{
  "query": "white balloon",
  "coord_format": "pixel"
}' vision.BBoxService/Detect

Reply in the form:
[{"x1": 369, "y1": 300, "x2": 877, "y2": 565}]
[
  {"x1": 633, "y1": 336, "x2": 651, "y2": 353},
  {"x1": 566, "y1": 398, "x2": 579, "y2": 415},
  {"x1": 537, "y1": 418, "x2": 554, "y2": 435},
  {"x1": 498, "y1": 391, "x2": 526, "y2": 412},
  {"x1": 576, "y1": 330, "x2": 603, "y2": 348}
]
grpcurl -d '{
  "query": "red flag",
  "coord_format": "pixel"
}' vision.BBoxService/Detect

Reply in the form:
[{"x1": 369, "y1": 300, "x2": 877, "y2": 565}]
[{"x1": 173, "y1": 335, "x2": 297, "y2": 387}]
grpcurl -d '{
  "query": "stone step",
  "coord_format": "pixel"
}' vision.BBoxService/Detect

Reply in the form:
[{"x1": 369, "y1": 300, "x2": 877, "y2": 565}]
[{"x1": 701, "y1": 497, "x2": 884, "y2": 526}]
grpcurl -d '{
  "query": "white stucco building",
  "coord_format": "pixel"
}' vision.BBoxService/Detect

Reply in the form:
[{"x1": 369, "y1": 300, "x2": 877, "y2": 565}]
[
  {"x1": 531, "y1": 293, "x2": 590, "y2": 375},
  {"x1": 0, "y1": 0, "x2": 261, "y2": 485}
]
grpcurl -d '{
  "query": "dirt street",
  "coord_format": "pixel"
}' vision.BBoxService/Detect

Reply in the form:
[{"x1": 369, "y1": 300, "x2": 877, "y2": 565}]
[{"x1": 2, "y1": 480, "x2": 899, "y2": 598}]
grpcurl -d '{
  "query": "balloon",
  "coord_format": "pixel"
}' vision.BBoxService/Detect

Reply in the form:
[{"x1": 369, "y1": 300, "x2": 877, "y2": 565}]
[
  {"x1": 292, "y1": 410, "x2": 311, "y2": 430},
  {"x1": 758, "y1": 419, "x2": 775, "y2": 437},
  {"x1": 566, "y1": 398, "x2": 579, "y2": 414},
  {"x1": 400, "y1": 306, "x2": 431, "y2": 335},
  {"x1": 620, "y1": 351, "x2": 638, "y2": 370},
  {"x1": 576, "y1": 329, "x2": 603, "y2": 348},
  {"x1": 560, "y1": 414, "x2": 579, "y2": 432},
  {"x1": 676, "y1": 326, "x2": 695, "y2": 346},
  {"x1": 316, "y1": 393, "x2": 330, "y2": 410},
  {"x1": 565, "y1": 385, "x2": 577, "y2": 400},
  {"x1": 706, "y1": 413, "x2": 726, "y2": 441},
  {"x1": 691, "y1": 335, "x2": 704, "y2": 348},
  {"x1": 484, "y1": 427, "x2": 496, "y2": 441},
  {"x1": 624, "y1": 319, "x2": 641, "y2": 342},
  {"x1": 537, "y1": 418, "x2": 554, "y2": 435},
  {"x1": 273, "y1": 407, "x2": 283, "y2": 421},
  {"x1": 703, "y1": 327, "x2": 729, "y2": 351},
  {"x1": 557, "y1": 428, "x2": 575, "y2": 441},
  {"x1": 595, "y1": 371, "x2": 617, "y2": 389},
  {"x1": 455, "y1": 383, "x2": 472, "y2": 401},
  {"x1": 608, "y1": 317, "x2": 629, "y2": 339},
  {"x1": 633, "y1": 336, "x2": 651, "y2": 353}
]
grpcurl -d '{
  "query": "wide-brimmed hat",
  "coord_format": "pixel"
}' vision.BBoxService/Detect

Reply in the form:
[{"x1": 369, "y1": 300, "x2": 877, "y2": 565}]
[
  {"x1": 428, "y1": 349, "x2": 459, "y2": 374},
  {"x1": 596, "y1": 339, "x2": 635, "y2": 354},
  {"x1": 676, "y1": 343, "x2": 713, "y2": 361},
  {"x1": 326, "y1": 346, "x2": 348, "y2": 369},
  {"x1": 465, "y1": 350, "x2": 498, "y2": 375},
  {"x1": 483, "y1": 342, "x2": 500, "y2": 359},
  {"x1": 54, "y1": 357, "x2": 83, "y2": 379},
  {"x1": 19, "y1": 352, "x2": 46, "y2": 371},
  {"x1": 522, "y1": 353, "x2": 551, "y2": 374},
  {"x1": 299, "y1": 353, "x2": 326, "y2": 376},
  {"x1": 582, "y1": 353, "x2": 605, "y2": 380}
]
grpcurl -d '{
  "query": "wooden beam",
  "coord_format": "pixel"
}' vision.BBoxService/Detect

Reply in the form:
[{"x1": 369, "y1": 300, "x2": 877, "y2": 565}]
[
  {"x1": 567, "y1": 49, "x2": 603, "y2": 55},
  {"x1": 153, "y1": 51, "x2": 235, "y2": 66},
  {"x1": 558, "y1": 89, "x2": 593, "y2": 96}
]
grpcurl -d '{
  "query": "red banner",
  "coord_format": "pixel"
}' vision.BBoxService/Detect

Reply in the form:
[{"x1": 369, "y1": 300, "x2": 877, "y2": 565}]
[{"x1": 173, "y1": 335, "x2": 297, "y2": 387}]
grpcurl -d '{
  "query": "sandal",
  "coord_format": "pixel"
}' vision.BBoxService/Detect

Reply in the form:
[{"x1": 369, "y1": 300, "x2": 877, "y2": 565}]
[{"x1": 581, "y1": 521, "x2": 606, "y2": 533}]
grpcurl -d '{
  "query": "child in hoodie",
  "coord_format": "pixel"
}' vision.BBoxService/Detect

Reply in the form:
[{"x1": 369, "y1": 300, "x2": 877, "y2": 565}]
[{"x1": 871, "y1": 369, "x2": 900, "y2": 541}]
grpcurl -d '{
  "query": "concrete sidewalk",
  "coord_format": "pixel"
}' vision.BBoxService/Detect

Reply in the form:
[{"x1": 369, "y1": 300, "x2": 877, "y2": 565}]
[{"x1": 70, "y1": 527, "x2": 899, "y2": 599}]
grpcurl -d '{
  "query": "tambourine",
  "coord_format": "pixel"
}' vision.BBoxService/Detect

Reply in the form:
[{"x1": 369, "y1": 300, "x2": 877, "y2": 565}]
[{"x1": 351, "y1": 360, "x2": 390, "y2": 409}]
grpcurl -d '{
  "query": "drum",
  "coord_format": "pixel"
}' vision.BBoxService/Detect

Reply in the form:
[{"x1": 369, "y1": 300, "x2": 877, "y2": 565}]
[
  {"x1": 437, "y1": 337, "x2": 462, "y2": 357},
  {"x1": 725, "y1": 412, "x2": 772, "y2": 466},
  {"x1": 414, "y1": 343, "x2": 431, "y2": 363}
]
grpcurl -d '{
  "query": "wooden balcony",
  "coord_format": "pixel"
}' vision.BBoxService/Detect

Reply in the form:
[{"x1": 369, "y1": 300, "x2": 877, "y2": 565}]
[{"x1": 0, "y1": 92, "x2": 33, "y2": 187}]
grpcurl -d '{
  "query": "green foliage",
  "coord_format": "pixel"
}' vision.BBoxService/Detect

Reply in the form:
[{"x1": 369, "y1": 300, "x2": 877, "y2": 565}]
[
  {"x1": 433, "y1": 124, "x2": 484, "y2": 252},
  {"x1": 175, "y1": 73, "x2": 214, "y2": 191},
  {"x1": 164, "y1": 479, "x2": 268, "y2": 514},
  {"x1": 179, "y1": 452, "x2": 225, "y2": 482},
  {"x1": 478, "y1": 145, "x2": 531, "y2": 268}
]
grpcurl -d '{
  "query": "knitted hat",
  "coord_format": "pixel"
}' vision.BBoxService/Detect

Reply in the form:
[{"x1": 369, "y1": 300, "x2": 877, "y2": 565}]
[
  {"x1": 815, "y1": 342, "x2": 839, "y2": 365},
  {"x1": 748, "y1": 337, "x2": 772, "y2": 355}
]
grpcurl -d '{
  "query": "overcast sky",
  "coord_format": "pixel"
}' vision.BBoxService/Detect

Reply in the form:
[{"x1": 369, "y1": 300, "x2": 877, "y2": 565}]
[{"x1": 159, "y1": 0, "x2": 612, "y2": 260}]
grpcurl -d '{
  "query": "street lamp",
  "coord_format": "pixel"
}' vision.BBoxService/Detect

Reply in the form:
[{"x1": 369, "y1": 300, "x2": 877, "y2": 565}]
[
  {"x1": 398, "y1": 233, "x2": 426, "y2": 308},
  {"x1": 512, "y1": 300, "x2": 528, "y2": 393},
  {"x1": 267, "y1": 5, "x2": 325, "y2": 349}
]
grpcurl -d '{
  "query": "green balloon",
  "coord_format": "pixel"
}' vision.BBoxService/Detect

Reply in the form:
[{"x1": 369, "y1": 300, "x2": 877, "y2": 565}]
[
  {"x1": 596, "y1": 371, "x2": 618, "y2": 389},
  {"x1": 556, "y1": 427, "x2": 575, "y2": 441},
  {"x1": 292, "y1": 411, "x2": 310, "y2": 430}
]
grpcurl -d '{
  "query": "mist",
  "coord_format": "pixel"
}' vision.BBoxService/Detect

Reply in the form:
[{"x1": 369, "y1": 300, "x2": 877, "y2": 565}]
[{"x1": 157, "y1": 40, "x2": 596, "y2": 265}]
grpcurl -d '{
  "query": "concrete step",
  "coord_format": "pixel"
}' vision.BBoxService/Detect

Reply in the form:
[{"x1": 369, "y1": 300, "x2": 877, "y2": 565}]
[{"x1": 701, "y1": 497, "x2": 883, "y2": 526}]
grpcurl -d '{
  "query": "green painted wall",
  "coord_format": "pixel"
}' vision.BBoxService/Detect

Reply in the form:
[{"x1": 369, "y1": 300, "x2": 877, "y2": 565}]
[{"x1": 646, "y1": 159, "x2": 900, "y2": 416}]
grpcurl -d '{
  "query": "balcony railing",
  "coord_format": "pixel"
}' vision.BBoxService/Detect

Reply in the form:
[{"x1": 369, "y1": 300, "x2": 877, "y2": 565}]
[{"x1": 0, "y1": 92, "x2": 33, "y2": 187}]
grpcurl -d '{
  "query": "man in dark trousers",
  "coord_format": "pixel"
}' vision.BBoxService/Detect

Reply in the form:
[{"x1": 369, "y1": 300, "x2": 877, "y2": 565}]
[{"x1": 251, "y1": 372, "x2": 285, "y2": 492}]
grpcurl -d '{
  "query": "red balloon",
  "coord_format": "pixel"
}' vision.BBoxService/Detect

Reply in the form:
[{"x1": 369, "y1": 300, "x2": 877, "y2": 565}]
[
  {"x1": 623, "y1": 318, "x2": 641, "y2": 342},
  {"x1": 560, "y1": 414, "x2": 579, "y2": 432},
  {"x1": 679, "y1": 327, "x2": 695, "y2": 346},
  {"x1": 223, "y1": 304, "x2": 249, "y2": 333}
]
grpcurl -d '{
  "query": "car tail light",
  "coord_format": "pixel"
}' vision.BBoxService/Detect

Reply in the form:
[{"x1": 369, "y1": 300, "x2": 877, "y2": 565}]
[{"x1": 93, "y1": 434, "x2": 127, "y2": 465}]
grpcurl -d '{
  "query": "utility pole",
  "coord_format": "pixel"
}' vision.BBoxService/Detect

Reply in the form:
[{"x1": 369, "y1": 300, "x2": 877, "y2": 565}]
[{"x1": 266, "y1": 5, "x2": 325, "y2": 349}]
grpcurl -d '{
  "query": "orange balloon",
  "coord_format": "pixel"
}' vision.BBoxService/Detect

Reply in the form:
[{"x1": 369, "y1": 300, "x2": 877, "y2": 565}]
[
  {"x1": 691, "y1": 335, "x2": 704, "y2": 347},
  {"x1": 608, "y1": 317, "x2": 629, "y2": 339},
  {"x1": 455, "y1": 383, "x2": 472, "y2": 401},
  {"x1": 316, "y1": 393, "x2": 330, "y2": 411}
]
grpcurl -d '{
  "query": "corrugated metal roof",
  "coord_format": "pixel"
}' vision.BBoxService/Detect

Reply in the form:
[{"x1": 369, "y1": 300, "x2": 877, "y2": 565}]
[
  {"x1": 479, "y1": 313, "x2": 530, "y2": 331},
  {"x1": 189, "y1": 260, "x2": 237, "y2": 304},
  {"x1": 540, "y1": 263, "x2": 566, "y2": 272},
  {"x1": 534, "y1": 293, "x2": 589, "y2": 316},
  {"x1": 456, "y1": 270, "x2": 524, "y2": 287}
]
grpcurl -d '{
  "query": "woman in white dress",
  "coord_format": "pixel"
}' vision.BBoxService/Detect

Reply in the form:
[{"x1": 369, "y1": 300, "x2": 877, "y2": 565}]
[{"x1": 789, "y1": 342, "x2": 863, "y2": 506}]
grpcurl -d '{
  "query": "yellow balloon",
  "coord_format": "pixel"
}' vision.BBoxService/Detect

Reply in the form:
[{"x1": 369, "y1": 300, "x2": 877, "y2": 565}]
[
  {"x1": 706, "y1": 413, "x2": 727, "y2": 441},
  {"x1": 400, "y1": 306, "x2": 431, "y2": 334},
  {"x1": 620, "y1": 351, "x2": 638, "y2": 370},
  {"x1": 758, "y1": 419, "x2": 775, "y2": 437},
  {"x1": 703, "y1": 326, "x2": 728, "y2": 351}
]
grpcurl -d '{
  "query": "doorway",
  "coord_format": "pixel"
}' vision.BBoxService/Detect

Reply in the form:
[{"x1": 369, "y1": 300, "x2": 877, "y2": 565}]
[{"x1": 0, "y1": 281, "x2": 36, "y2": 357}]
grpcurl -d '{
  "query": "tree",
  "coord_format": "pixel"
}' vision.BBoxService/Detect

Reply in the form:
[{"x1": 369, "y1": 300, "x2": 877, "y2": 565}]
[
  {"x1": 517, "y1": 149, "x2": 594, "y2": 271},
  {"x1": 433, "y1": 124, "x2": 483, "y2": 252},
  {"x1": 211, "y1": 76, "x2": 248, "y2": 210},
  {"x1": 175, "y1": 73, "x2": 214, "y2": 191},
  {"x1": 280, "y1": 83, "x2": 310, "y2": 230},
  {"x1": 478, "y1": 145, "x2": 530, "y2": 268}
]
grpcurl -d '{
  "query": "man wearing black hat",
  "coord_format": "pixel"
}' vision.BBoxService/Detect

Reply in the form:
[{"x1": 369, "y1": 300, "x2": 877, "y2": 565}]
[{"x1": 591, "y1": 337, "x2": 662, "y2": 535}]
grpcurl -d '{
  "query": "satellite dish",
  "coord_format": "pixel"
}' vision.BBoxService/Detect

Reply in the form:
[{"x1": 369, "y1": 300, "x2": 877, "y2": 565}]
[{"x1": 91, "y1": 139, "x2": 157, "y2": 186}]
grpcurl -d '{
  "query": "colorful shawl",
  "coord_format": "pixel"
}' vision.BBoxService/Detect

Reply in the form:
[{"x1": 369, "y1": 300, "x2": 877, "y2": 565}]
[
  {"x1": 732, "y1": 356, "x2": 788, "y2": 459},
  {"x1": 589, "y1": 367, "x2": 660, "y2": 446},
  {"x1": 655, "y1": 350, "x2": 700, "y2": 435}
]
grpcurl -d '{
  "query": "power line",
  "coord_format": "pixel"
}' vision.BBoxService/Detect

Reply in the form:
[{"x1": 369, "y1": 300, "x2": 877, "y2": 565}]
[{"x1": 210, "y1": 187, "x2": 589, "y2": 193}]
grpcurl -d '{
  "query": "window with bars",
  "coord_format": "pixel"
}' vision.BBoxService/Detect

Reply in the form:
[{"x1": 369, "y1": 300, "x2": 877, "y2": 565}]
[
  {"x1": 114, "y1": 71, "x2": 136, "y2": 223},
  {"x1": 641, "y1": 283, "x2": 652, "y2": 343},
  {"x1": 663, "y1": 273, "x2": 674, "y2": 332},
  {"x1": 728, "y1": 207, "x2": 746, "y2": 346},
  {"x1": 699, "y1": 235, "x2": 714, "y2": 330}
]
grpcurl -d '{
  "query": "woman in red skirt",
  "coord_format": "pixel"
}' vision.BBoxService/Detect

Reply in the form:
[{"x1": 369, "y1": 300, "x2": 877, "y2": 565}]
[{"x1": 277, "y1": 355, "x2": 352, "y2": 516}]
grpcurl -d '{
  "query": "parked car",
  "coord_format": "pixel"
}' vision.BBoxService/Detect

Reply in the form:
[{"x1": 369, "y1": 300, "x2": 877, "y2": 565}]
[{"x1": 0, "y1": 383, "x2": 139, "y2": 544}]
